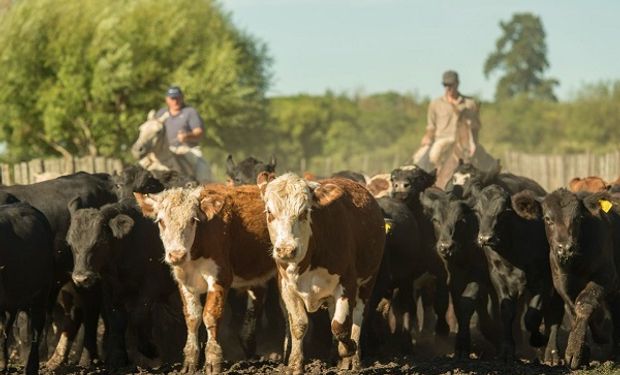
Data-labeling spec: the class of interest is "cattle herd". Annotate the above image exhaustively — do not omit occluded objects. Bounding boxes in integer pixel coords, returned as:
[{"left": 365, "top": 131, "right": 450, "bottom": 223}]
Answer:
[{"left": 0, "top": 155, "right": 619, "bottom": 374}]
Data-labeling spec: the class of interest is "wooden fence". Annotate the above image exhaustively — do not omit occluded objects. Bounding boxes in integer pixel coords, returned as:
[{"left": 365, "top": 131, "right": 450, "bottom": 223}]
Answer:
[
  {"left": 0, "top": 156, "right": 124, "bottom": 185},
  {"left": 503, "top": 150, "right": 620, "bottom": 192}
]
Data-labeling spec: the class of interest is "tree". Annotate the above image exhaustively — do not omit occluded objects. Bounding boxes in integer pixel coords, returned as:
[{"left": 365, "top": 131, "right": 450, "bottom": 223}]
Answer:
[
  {"left": 484, "top": 13, "right": 559, "bottom": 101},
  {"left": 0, "top": 0, "right": 271, "bottom": 162}
]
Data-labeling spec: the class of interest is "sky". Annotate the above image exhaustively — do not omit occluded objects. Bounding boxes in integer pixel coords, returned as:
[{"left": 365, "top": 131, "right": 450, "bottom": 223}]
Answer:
[{"left": 223, "top": 0, "right": 620, "bottom": 101}]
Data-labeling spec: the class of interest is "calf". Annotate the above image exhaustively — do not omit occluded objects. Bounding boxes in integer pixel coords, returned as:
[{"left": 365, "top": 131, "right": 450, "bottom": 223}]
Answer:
[
  {"left": 568, "top": 177, "right": 609, "bottom": 193},
  {"left": 474, "top": 185, "right": 564, "bottom": 363},
  {"left": 390, "top": 166, "right": 450, "bottom": 339},
  {"left": 113, "top": 165, "right": 197, "bottom": 200},
  {"left": 258, "top": 173, "right": 385, "bottom": 373},
  {"left": 137, "top": 185, "right": 275, "bottom": 374},
  {"left": 420, "top": 188, "right": 499, "bottom": 358},
  {"left": 0, "top": 203, "right": 54, "bottom": 375},
  {"left": 513, "top": 189, "right": 620, "bottom": 369},
  {"left": 0, "top": 172, "right": 118, "bottom": 368},
  {"left": 226, "top": 155, "right": 276, "bottom": 186},
  {"left": 67, "top": 198, "right": 184, "bottom": 368}
]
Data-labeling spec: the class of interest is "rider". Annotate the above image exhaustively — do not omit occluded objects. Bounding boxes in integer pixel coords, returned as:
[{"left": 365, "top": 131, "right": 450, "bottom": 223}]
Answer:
[
  {"left": 417, "top": 70, "right": 481, "bottom": 169},
  {"left": 155, "top": 86, "right": 212, "bottom": 182}
]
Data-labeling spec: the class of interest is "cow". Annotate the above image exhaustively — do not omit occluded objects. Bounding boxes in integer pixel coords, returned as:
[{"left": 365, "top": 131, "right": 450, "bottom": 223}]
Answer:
[
  {"left": 448, "top": 160, "right": 546, "bottom": 198},
  {"left": 0, "top": 172, "right": 119, "bottom": 369},
  {"left": 366, "top": 173, "right": 391, "bottom": 198},
  {"left": 420, "top": 188, "right": 500, "bottom": 358},
  {"left": 0, "top": 202, "right": 54, "bottom": 375},
  {"left": 389, "top": 166, "right": 450, "bottom": 340},
  {"left": 330, "top": 170, "right": 367, "bottom": 185},
  {"left": 512, "top": 189, "right": 620, "bottom": 369},
  {"left": 113, "top": 165, "right": 197, "bottom": 200},
  {"left": 66, "top": 197, "right": 184, "bottom": 369},
  {"left": 568, "top": 177, "right": 609, "bottom": 193},
  {"left": 226, "top": 155, "right": 277, "bottom": 186},
  {"left": 136, "top": 184, "right": 275, "bottom": 374},
  {"left": 257, "top": 172, "right": 385, "bottom": 374},
  {"left": 473, "top": 185, "right": 564, "bottom": 364}
]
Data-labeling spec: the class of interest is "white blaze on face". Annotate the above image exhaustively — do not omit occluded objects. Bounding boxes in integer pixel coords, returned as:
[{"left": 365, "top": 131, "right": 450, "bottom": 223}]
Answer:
[
  {"left": 452, "top": 172, "right": 471, "bottom": 186},
  {"left": 154, "top": 188, "right": 202, "bottom": 263},
  {"left": 263, "top": 173, "right": 314, "bottom": 263}
]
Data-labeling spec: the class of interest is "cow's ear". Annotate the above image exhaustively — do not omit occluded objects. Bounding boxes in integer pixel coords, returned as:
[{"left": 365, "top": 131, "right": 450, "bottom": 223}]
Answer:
[
  {"left": 511, "top": 190, "right": 543, "bottom": 220},
  {"left": 267, "top": 155, "right": 277, "bottom": 172},
  {"left": 311, "top": 183, "right": 344, "bottom": 208},
  {"left": 582, "top": 191, "right": 612, "bottom": 216},
  {"left": 482, "top": 160, "right": 501, "bottom": 185},
  {"left": 134, "top": 192, "right": 160, "bottom": 219},
  {"left": 68, "top": 196, "right": 83, "bottom": 215},
  {"left": 109, "top": 214, "right": 135, "bottom": 239},
  {"left": 420, "top": 188, "right": 442, "bottom": 214},
  {"left": 200, "top": 193, "right": 225, "bottom": 220},
  {"left": 257, "top": 172, "right": 275, "bottom": 196},
  {"left": 147, "top": 109, "right": 156, "bottom": 121},
  {"left": 226, "top": 154, "right": 235, "bottom": 176}
]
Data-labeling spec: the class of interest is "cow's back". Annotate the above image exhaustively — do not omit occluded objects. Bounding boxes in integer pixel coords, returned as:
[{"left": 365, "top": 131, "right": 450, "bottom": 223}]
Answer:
[{"left": 309, "top": 178, "right": 385, "bottom": 279}]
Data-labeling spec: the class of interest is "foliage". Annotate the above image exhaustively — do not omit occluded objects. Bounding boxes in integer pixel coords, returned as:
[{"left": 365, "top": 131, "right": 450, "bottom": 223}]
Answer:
[
  {"left": 484, "top": 13, "right": 559, "bottom": 102},
  {"left": 0, "top": 0, "right": 271, "bottom": 162}
]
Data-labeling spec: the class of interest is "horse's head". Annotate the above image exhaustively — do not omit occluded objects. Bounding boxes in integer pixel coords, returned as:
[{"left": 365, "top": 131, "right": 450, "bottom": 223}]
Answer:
[{"left": 131, "top": 110, "right": 167, "bottom": 160}]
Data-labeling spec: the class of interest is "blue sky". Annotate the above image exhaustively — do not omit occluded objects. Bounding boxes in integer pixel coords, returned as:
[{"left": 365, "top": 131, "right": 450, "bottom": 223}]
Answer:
[{"left": 223, "top": 0, "right": 620, "bottom": 101}]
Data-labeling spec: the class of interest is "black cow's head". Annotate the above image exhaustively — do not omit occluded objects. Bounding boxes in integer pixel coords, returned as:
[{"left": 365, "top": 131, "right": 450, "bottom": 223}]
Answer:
[
  {"left": 512, "top": 188, "right": 606, "bottom": 265},
  {"left": 420, "top": 188, "right": 478, "bottom": 259},
  {"left": 473, "top": 184, "right": 512, "bottom": 247},
  {"left": 390, "top": 166, "right": 437, "bottom": 203},
  {"left": 67, "top": 197, "right": 135, "bottom": 287},
  {"left": 449, "top": 159, "right": 501, "bottom": 198},
  {"left": 226, "top": 155, "right": 277, "bottom": 186},
  {"left": 113, "top": 165, "right": 165, "bottom": 200}
]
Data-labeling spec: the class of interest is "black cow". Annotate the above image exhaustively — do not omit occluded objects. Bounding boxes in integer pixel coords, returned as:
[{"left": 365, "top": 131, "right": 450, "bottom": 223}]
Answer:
[
  {"left": 0, "top": 172, "right": 119, "bottom": 368},
  {"left": 388, "top": 167, "right": 450, "bottom": 340},
  {"left": 473, "top": 185, "right": 564, "bottom": 363},
  {"left": 0, "top": 203, "right": 54, "bottom": 374},
  {"left": 226, "top": 155, "right": 276, "bottom": 186},
  {"left": 113, "top": 165, "right": 197, "bottom": 200},
  {"left": 420, "top": 188, "right": 499, "bottom": 358},
  {"left": 67, "top": 197, "right": 184, "bottom": 368},
  {"left": 330, "top": 170, "right": 367, "bottom": 185},
  {"left": 513, "top": 189, "right": 620, "bottom": 369},
  {"left": 448, "top": 160, "right": 546, "bottom": 198}
]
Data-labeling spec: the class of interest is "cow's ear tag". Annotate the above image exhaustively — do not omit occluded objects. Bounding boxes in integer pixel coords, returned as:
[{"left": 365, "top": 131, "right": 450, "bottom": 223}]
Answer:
[
  {"left": 599, "top": 199, "right": 613, "bottom": 213},
  {"left": 385, "top": 222, "right": 392, "bottom": 234}
]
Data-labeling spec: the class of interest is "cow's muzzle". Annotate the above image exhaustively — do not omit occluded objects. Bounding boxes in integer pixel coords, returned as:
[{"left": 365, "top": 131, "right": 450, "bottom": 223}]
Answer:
[
  {"left": 72, "top": 272, "right": 98, "bottom": 288},
  {"left": 553, "top": 243, "right": 578, "bottom": 263},
  {"left": 437, "top": 241, "right": 455, "bottom": 258},
  {"left": 166, "top": 250, "right": 188, "bottom": 265},
  {"left": 477, "top": 233, "right": 499, "bottom": 247},
  {"left": 274, "top": 245, "right": 298, "bottom": 261}
]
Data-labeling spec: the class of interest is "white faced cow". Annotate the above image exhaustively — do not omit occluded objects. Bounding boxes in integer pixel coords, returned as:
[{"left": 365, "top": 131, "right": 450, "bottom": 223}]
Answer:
[
  {"left": 136, "top": 184, "right": 275, "bottom": 374},
  {"left": 257, "top": 172, "right": 385, "bottom": 374}
]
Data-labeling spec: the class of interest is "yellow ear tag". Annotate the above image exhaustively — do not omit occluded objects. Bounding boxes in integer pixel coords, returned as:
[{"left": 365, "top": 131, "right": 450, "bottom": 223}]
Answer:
[
  {"left": 599, "top": 199, "right": 613, "bottom": 213},
  {"left": 385, "top": 222, "right": 392, "bottom": 234}
]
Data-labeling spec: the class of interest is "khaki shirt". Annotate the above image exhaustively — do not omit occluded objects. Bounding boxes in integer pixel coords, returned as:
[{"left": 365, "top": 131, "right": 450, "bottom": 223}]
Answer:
[{"left": 427, "top": 94, "right": 480, "bottom": 141}]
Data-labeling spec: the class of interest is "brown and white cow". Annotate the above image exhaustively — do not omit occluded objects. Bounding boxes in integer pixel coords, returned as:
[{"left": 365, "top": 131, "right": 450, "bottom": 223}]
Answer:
[
  {"left": 136, "top": 185, "right": 275, "bottom": 374},
  {"left": 257, "top": 172, "right": 385, "bottom": 374},
  {"left": 568, "top": 176, "right": 609, "bottom": 193}
]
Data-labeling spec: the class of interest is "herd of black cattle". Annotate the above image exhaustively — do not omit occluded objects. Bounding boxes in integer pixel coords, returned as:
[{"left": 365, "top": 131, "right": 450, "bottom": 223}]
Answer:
[{"left": 0, "top": 155, "right": 619, "bottom": 374}]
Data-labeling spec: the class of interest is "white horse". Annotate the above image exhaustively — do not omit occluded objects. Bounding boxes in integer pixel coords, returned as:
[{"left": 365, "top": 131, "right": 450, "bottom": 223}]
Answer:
[{"left": 131, "top": 110, "right": 210, "bottom": 182}]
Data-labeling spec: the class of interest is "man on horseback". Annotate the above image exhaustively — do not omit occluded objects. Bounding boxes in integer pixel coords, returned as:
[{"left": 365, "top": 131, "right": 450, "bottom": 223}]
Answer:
[{"left": 154, "top": 86, "right": 212, "bottom": 182}]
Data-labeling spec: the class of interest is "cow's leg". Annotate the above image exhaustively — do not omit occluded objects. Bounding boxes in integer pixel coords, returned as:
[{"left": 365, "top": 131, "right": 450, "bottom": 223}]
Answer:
[
  {"left": 523, "top": 294, "right": 547, "bottom": 348},
  {"left": 394, "top": 280, "right": 415, "bottom": 353},
  {"left": 419, "top": 275, "right": 438, "bottom": 338},
  {"left": 280, "top": 280, "right": 307, "bottom": 375},
  {"left": 239, "top": 287, "right": 266, "bottom": 358},
  {"left": 454, "top": 282, "right": 480, "bottom": 359},
  {"left": 46, "top": 285, "right": 83, "bottom": 369},
  {"left": 543, "top": 291, "right": 564, "bottom": 366},
  {"left": 203, "top": 283, "right": 228, "bottom": 375},
  {"left": 101, "top": 287, "right": 129, "bottom": 369},
  {"left": 433, "top": 275, "right": 451, "bottom": 339},
  {"left": 565, "top": 282, "right": 605, "bottom": 369},
  {"left": 498, "top": 297, "right": 517, "bottom": 362},
  {"left": 25, "top": 304, "right": 45, "bottom": 375},
  {"left": 78, "top": 284, "right": 102, "bottom": 366},
  {"left": 0, "top": 310, "right": 15, "bottom": 371},
  {"left": 178, "top": 284, "right": 202, "bottom": 373},
  {"left": 609, "top": 292, "right": 620, "bottom": 360}
]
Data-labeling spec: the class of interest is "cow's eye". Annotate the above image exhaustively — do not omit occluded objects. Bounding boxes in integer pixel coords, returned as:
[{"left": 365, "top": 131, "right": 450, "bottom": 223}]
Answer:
[
  {"left": 544, "top": 216, "right": 553, "bottom": 226},
  {"left": 156, "top": 218, "right": 165, "bottom": 229},
  {"left": 299, "top": 210, "right": 308, "bottom": 221}
]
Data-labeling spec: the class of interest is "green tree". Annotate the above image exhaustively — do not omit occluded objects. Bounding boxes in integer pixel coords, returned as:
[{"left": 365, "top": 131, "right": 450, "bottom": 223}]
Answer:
[
  {"left": 484, "top": 13, "right": 559, "bottom": 101},
  {"left": 0, "top": 0, "right": 271, "bottom": 162}
]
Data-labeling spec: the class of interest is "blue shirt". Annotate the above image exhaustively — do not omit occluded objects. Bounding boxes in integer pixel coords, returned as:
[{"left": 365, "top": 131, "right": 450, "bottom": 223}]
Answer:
[{"left": 156, "top": 106, "right": 205, "bottom": 147}]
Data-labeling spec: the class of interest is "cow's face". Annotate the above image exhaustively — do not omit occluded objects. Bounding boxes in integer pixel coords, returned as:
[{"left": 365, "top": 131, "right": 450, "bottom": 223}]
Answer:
[
  {"left": 259, "top": 173, "right": 342, "bottom": 264},
  {"left": 136, "top": 188, "right": 214, "bottom": 266},
  {"left": 473, "top": 185, "right": 511, "bottom": 247},
  {"left": 540, "top": 190, "right": 586, "bottom": 265},
  {"left": 226, "top": 155, "right": 277, "bottom": 186},
  {"left": 421, "top": 189, "right": 477, "bottom": 259},
  {"left": 67, "top": 202, "right": 134, "bottom": 287},
  {"left": 390, "top": 166, "right": 436, "bottom": 202},
  {"left": 131, "top": 111, "right": 165, "bottom": 160}
]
